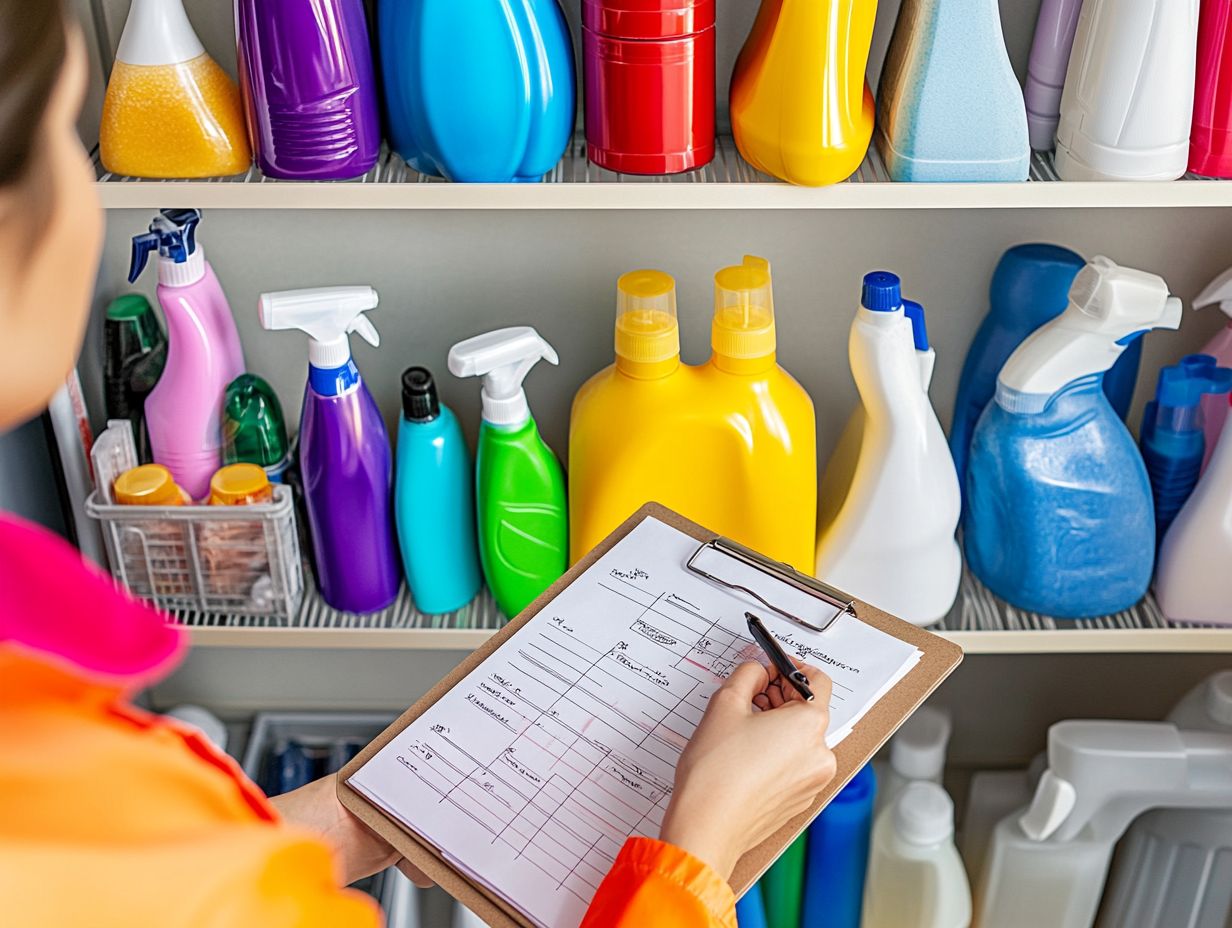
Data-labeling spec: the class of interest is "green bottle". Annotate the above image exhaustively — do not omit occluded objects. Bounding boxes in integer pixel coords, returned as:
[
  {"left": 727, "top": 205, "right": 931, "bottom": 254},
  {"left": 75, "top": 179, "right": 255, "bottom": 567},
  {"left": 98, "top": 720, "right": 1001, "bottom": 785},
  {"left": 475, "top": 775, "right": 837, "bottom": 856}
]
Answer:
[
  {"left": 104, "top": 294, "right": 167, "bottom": 462},
  {"left": 448, "top": 327, "right": 567, "bottom": 619},
  {"left": 761, "top": 833, "right": 807, "bottom": 928},
  {"left": 222, "top": 373, "right": 291, "bottom": 482}
]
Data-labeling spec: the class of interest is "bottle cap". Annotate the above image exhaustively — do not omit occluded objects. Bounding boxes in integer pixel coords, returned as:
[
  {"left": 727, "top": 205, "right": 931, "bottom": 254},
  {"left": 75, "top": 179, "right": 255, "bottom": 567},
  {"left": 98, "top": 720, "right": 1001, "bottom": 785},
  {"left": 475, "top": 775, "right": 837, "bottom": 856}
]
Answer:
[
  {"left": 106, "top": 294, "right": 155, "bottom": 322},
  {"left": 903, "top": 300, "right": 929, "bottom": 351},
  {"left": 893, "top": 781, "right": 954, "bottom": 846},
  {"left": 208, "top": 463, "right": 272, "bottom": 505},
  {"left": 712, "top": 256, "right": 776, "bottom": 360},
  {"left": 1154, "top": 354, "right": 1232, "bottom": 411},
  {"left": 113, "top": 464, "right": 187, "bottom": 506},
  {"left": 223, "top": 374, "right": 290, "bottom": 468},
  {"left": 890, "top": 706, "right": 951, "bottom": 781},
  {"left": 861, "top": 271, "right": 901, "bottom": 313},
  {"left": 402, "top": 366, "right": 441, "bottom": 421},
  {"left": 615, "top": 269, "right": 680, "bottom": 369}
]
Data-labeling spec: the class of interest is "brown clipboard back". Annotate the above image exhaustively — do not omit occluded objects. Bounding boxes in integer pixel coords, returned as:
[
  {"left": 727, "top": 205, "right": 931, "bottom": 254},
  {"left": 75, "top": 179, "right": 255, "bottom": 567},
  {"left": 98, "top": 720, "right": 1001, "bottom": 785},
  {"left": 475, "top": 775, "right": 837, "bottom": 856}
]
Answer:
[{"left": 338, "top": 502, "right": 964, "bottom": 928}]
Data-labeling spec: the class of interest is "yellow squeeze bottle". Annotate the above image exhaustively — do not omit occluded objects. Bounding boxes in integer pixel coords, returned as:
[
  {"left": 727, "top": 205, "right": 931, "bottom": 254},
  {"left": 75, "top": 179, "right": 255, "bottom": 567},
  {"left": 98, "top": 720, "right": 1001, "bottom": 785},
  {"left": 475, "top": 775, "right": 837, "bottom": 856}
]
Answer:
[
  {"left": 569, "top": 257, "right": 817, "bottom": 571},
  {"left": 100, "top": 0, "right": 250, "bottom": 179}
]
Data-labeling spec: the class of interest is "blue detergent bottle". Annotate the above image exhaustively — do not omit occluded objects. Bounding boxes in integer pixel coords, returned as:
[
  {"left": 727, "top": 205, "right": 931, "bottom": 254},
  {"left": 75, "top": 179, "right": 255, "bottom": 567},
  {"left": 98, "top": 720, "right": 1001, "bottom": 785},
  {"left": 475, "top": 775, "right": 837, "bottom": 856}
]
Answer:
[
  {"left": 735, "top": 882, "right": 769, "bottom": 928},
  {"left": 379, "top": 0, "right": 575, "bottom": 182},
  {"left": 951, "top": 244, "right": 1142, "bottom": 500},
  {"left": 801, "top": 764, "right": 876, "bottom": 928},
  {"left": 1140, "top": 355, "right": 1232, "bottom": 543},
  {"left": 395, "top": 367, "right": 483, "bottom": 614},
  {"left": 965, "top": 257, "right": 1183, "bottom": 619}
]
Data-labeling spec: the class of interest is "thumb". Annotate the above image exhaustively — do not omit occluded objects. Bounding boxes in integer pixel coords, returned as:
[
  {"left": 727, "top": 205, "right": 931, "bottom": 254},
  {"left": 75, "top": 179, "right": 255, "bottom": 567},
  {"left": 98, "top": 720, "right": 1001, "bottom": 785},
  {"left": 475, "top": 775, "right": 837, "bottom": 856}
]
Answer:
[{"left": 718, "top": 661, "right": 771, "bottom": 708}]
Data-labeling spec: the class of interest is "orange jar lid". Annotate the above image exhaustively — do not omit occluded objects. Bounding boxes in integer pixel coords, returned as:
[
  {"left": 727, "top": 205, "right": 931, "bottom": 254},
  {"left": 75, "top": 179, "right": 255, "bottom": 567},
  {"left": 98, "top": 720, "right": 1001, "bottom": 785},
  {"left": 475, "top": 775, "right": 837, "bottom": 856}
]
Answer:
[
  {"left": 113, "top": 465, "right": 188, "bottom": 506},
  {"left": 208, "top": 463, "right": 273, "bottom": 506}
]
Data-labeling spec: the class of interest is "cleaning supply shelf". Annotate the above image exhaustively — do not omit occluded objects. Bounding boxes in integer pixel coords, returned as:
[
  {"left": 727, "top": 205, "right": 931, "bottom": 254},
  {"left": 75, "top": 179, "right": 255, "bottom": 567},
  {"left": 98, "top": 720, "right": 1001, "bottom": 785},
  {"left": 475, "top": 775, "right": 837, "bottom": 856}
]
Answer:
[
  {"left": 170, "top": 563, "right": 1232, "bottom": 653},
  {"left": 93, "top": 136, "right": 1232, "bottom": 211}
]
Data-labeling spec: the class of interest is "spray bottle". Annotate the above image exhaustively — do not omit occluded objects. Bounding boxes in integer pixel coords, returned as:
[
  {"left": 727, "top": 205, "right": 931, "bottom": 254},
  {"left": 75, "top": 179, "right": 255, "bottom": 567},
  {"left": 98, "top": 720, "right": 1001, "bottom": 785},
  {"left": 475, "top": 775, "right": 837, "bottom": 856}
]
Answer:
[
  {"left": 964, "top": 257, "right": 1182, "bottom": 618},
  {"left": 448, "top": 327, "right": 566, "bottom": 618},
  {"left": 1193, "top": 268, "right": 1232, "bottom": 471},
  {"left": 129, "top": 209, "right": 246, "bottom": 499},
  {"left": 260, "top": 286, "right": 400, "bottom": 614}
]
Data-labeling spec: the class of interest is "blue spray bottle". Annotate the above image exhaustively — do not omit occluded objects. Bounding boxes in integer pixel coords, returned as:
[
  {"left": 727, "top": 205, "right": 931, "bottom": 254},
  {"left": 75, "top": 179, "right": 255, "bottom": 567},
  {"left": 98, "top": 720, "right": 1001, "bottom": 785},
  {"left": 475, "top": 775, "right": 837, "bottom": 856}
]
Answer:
[
  {"left": 1140, "top": 355, "right": 1232, "bottom": 542},
  {"left": 395, "top": 367, "right": 483, "bottom": 614},
  {"left": 965, "top": 257, "right": 1182, "bottom": 618},
  {"left": 801, "top": 764, "right": 877, "bottom": 928}
]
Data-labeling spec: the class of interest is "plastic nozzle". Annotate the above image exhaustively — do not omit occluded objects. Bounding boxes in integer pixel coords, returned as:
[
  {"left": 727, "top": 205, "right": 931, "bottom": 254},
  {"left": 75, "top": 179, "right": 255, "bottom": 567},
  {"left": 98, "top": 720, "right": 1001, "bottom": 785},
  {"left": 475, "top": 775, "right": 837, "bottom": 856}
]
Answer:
[
  {"left": 447, "top": 326, "right": 559, "bottom": 427},
  {"left": 1195, "top": 266, "right": 1232, "bottom": 321},
  {"left": 615, "top": 269, "right": 679, "bottom": 370},
  {"left": 128, "top": 208, "right": 202, "bottom": 283},
  {"left": 258, "top": 286, "right": 380, "bottom": 369},
  {"left": 903, "top": 300, "right": 929, "bottom": 351},
  {"left": 401, "top": 367, "right": 440, "bottom": 422},
  {"left": 713, "top": 255, "right": 776, "bottom": 361}
]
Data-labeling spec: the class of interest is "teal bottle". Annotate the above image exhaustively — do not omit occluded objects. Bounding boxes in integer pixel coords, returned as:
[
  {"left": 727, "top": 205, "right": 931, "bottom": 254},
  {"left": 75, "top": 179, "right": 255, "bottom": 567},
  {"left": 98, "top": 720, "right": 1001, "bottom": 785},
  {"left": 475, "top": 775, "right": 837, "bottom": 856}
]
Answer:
[{"left": 394, "top": 367, "right": 482, "bottom": 615}]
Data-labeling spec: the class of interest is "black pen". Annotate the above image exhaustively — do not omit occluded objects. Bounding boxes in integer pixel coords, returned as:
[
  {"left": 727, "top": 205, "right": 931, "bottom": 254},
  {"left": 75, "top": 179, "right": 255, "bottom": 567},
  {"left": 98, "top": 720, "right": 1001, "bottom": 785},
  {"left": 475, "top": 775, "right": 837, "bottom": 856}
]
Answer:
[{"left": 746, "top": 612, "right": 814, "bottom": 702}]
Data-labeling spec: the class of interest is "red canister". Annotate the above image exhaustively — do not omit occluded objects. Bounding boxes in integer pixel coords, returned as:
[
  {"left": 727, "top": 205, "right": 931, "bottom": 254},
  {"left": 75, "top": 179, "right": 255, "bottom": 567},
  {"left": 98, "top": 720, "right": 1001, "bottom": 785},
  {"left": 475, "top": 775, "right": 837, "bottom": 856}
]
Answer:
[{"left": 583, "top": 0, "right": 716, "bottom": 175}]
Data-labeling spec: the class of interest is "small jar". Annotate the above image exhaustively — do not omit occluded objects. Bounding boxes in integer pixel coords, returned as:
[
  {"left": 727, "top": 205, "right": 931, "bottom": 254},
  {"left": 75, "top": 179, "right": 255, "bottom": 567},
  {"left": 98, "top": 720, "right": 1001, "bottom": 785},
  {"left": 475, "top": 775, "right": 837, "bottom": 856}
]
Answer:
[
  {"left": 583, "top": 0, "right": 716, "bottom": 175},
  {"left": 203, "top": 463, "right": 274, "bottom": 603},
  {"left": 208, "top": 463, "right": 274, "bottom": 506},
  {"left": 113, "top": 464, "right": 190, "bottom": 506},
  {"left": 112, "top": 464, "right": 191, "bottom": 596}
]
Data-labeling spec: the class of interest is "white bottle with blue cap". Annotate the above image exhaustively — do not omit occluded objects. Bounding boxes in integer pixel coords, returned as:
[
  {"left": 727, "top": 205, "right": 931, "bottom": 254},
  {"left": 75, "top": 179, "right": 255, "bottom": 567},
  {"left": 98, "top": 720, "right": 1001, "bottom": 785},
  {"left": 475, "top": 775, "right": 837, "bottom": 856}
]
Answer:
[{"left": 816, "top": 272, "right": 961, "bottom": 626}]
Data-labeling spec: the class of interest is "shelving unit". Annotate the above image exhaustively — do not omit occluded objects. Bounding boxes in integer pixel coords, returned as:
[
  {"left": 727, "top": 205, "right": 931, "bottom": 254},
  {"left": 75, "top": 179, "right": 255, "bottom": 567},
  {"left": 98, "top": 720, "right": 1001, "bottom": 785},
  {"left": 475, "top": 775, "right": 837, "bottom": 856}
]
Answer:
[{"left": 95, "top": 137, "right": 1232, "bottom": 211}]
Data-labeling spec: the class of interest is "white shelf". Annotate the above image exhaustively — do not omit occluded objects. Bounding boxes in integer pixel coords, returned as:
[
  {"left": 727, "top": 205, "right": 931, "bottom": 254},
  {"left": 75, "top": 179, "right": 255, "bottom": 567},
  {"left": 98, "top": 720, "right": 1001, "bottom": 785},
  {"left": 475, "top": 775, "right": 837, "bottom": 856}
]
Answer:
[
  {"left": 95, "top": 137, "right": 1232, "bottom": 212},
  {"left": 173, "top": 566, "right": 1232, "bottom": 655}
]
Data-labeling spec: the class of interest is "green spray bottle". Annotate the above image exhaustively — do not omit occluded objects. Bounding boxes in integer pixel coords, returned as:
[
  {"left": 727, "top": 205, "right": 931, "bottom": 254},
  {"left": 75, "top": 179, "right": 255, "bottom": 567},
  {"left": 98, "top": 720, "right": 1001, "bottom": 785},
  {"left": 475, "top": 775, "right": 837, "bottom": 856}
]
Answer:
[{"left": 448, "top": 326, "right": 567, "bottom": 619}]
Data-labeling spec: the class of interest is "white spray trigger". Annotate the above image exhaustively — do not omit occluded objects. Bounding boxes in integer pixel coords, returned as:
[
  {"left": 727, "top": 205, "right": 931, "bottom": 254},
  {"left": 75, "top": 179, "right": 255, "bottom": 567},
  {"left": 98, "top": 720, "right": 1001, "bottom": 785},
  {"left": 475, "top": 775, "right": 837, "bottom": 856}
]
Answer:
[
  {"left": 258, "top": 285, "right": 381, "bottom": 369},
  {"left": 1018, "top": 770, "right": 1077, "bottom": 842},
  {"left": 1195, "top": 266, "right": 1232, "bottom": 320},
  {"left": 448, "top": 326, "right": 559, "bottom": 427},
  {"left": 349, "top": 313, "right": 380, "bottom": 349}
]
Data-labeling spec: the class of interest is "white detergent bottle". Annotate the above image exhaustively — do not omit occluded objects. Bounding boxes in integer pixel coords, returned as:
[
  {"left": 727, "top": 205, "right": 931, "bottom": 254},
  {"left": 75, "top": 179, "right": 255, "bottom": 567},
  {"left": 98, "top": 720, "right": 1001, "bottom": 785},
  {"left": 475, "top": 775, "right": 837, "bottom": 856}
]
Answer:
[
  {"left": 816, "top": 273, "right": 960, "bottom": 626},
  {"left": 1055, "top": 0, "right": 1201, "bottom": 181},
  {"left": 863, "top": 782, "right": 972, "bottom": 928},
  {"left": 873, "top": 705, "right": 952, "bottom": 819}
]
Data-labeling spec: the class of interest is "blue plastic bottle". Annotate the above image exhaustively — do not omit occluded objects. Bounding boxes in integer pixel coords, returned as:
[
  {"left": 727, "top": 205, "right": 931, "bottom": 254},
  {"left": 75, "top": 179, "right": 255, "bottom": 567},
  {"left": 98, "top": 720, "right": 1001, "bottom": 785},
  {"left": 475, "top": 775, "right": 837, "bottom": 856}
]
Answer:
[
  {"left": 379, "top": 0, "right": 576, "bottom": 182},
  {"left": 395, "top": 367, "right": 483, "bottom": 614},
  {"left": 1140, "top": 355, "right": 1232, "bottom": 542},
  {"left": 801, "top": 764, "right": 876, "bottom": 928},
  {"left": 965, "top": 257, "right": 1182, "bottom": 618},
  {"left": 951, "top": 244, "right": 1141, "bottom": 498},
  {"left": 736, "top": 882, "right": 770, "bottom": 928}
]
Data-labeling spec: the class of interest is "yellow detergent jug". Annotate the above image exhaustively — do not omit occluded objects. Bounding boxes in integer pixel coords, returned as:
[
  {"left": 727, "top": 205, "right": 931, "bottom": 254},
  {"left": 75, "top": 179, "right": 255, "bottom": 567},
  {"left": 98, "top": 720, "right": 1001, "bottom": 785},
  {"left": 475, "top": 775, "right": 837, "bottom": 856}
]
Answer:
[
  {"left": 569, "top": 257, "right": 817, "bottom": 570},
  {"left": 100, "top": 0, "right": 250, "bottom": 178},
  {"left": 730, "top": 0, "right": 878, "bottom": 186}
]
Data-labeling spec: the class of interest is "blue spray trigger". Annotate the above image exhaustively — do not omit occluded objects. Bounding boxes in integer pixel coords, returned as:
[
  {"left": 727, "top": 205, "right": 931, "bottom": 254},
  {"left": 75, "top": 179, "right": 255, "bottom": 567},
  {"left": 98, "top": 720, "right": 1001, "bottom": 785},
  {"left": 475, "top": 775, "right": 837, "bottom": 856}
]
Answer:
[
  {"left": 127, "top": 232, "right": 159, "bottom": 283},
  {"left": 903, "top": 300, "right": 929, "bottom": 351},
  {"left": 127, "top": 209, "right": 203, "bottom": 282}
]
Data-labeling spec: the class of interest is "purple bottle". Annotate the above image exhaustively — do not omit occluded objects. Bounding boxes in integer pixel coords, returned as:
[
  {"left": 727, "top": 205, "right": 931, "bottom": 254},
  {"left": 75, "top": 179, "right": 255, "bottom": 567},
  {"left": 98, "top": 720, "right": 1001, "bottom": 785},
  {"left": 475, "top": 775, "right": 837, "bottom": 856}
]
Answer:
[
  {"left": 259, "top": 286, "right": 400, "bottom": 613},
  {"left": 1025, "top": 0, "right": 1084, "bottom": 151},
  {"left": 236, "top": 0, "right": 380, "bottom": 180}
]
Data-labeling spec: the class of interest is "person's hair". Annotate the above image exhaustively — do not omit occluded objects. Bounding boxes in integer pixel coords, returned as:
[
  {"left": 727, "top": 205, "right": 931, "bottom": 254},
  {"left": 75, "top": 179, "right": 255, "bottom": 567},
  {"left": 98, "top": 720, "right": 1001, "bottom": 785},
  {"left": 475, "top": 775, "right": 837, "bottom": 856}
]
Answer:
[{"left": 0, "top": 0, "right": 68, "bottom": 188}]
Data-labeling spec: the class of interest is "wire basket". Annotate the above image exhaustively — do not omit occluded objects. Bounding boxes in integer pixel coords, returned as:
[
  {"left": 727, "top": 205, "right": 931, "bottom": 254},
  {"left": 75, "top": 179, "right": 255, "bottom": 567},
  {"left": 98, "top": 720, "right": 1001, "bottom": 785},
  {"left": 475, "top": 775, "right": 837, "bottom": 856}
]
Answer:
[{"left": 86, "top": 484, "right": 304, "bottom": 618}]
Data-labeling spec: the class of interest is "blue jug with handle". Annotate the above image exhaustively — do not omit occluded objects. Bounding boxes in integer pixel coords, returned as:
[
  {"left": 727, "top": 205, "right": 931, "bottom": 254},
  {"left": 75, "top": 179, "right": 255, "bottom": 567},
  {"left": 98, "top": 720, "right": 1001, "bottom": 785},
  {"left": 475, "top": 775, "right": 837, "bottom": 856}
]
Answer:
[{"left": 379, "top": 0, "right": 576, "bottom": 183}]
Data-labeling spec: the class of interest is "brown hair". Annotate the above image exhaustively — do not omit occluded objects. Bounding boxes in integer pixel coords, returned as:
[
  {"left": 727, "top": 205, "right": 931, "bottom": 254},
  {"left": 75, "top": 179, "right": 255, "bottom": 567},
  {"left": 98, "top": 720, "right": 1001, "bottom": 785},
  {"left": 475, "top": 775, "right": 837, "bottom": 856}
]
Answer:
[{"left": 0, "top": 0, "right": 68, "bottom": 187}]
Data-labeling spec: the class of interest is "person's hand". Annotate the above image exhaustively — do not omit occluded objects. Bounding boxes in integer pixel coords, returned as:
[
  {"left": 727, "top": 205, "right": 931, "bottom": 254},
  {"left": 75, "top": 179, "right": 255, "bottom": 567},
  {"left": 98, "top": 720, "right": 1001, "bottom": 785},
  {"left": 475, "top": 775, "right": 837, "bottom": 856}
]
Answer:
[
  {"left": 269, "top": 774, "right": 435, "bottom": 888},
  {"left": 659, "top": 659, "right": 836, "bottom": 881}
]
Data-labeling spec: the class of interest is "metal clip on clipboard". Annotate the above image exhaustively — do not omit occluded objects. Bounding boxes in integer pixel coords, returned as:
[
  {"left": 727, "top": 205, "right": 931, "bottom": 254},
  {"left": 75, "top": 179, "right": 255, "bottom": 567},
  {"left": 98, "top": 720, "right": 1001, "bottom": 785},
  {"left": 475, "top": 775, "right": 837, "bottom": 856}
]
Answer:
[{"left": 686, "top": 536, "right": 857, "bottom": 633}]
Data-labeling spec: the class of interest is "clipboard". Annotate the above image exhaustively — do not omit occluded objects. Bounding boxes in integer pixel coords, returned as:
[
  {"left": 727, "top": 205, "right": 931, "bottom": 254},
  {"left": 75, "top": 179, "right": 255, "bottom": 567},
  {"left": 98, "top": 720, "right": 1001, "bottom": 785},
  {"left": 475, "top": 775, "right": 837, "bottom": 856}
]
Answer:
[{"left": 339, "top": 502, "right": 963, "bottom": 928}]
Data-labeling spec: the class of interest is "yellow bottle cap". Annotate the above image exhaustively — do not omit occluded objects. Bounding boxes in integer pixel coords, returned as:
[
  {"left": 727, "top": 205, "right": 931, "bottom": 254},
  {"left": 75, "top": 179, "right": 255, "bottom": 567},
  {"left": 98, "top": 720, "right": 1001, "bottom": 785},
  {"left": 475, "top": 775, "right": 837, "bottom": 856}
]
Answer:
[
  {"left": 712, "top": 255, "right": 777, "bottom": 361},
  {"left": 113, "top": 464, "right": 188, "bottom": 506},
  {"left": 208, "top": 463, "right": 272, "bottom": 506},
  {"left": 615, "top": 269, "right": 680, "bottom": 371}
]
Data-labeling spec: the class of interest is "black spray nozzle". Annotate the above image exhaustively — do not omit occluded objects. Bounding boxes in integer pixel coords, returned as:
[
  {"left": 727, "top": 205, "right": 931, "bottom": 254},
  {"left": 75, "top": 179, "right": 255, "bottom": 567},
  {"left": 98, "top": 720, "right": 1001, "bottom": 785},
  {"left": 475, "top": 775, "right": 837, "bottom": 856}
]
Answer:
[
  {"left": 128, "top": 208, "right": 203, "bottom": 283},
  {"left": 401, "top": 366, "right": 440, "bottom": 422}
]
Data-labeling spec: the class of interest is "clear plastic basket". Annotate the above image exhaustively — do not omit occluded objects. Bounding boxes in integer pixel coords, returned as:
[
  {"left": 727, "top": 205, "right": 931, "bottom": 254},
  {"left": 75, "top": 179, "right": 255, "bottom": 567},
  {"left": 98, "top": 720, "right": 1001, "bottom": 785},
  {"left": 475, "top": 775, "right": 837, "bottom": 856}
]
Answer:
[{"left": 86, "top": 484, "right": 304, "bottom": 618}]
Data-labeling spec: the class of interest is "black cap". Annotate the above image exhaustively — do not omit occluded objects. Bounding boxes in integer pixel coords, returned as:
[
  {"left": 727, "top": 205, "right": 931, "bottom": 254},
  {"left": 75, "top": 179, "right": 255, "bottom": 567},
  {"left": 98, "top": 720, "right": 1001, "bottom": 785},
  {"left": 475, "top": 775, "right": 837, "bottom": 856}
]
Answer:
[{"left": 401, "top": 366, "right": 440, "bottom": 421}]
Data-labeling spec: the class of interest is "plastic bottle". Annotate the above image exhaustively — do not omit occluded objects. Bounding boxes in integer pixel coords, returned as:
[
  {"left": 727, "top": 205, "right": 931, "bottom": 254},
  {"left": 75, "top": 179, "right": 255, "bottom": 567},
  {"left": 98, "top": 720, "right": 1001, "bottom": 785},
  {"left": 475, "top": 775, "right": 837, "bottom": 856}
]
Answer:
[
  {"left": 763, "top": 833, "right": 806, "bottom": 928},
  {"left": 584, "top": 0, "right": 715, "bottom": 175},
  {"left": 1025, "top": 0, "right": 1084, "bottom": 151},
  {"left": 1194, "top": 267, "right": 1232, "bottom": 471},
  {"left": 235, "top": 0, "right": 380, "bottom": 180},
  {"left": 800, "top": 764, "right": 876, "bottom": 928},
  {"left": 103, "top": 294, "right": 167, "bottom": 463},
  {"left": 569, "top": 258, "right": 817, "bottom": 571},
  {"left": 876, "top": 0, "right": 1029, "bottom": 182},
  {"left": 863, "top": 782, "right": 972, "bottom": 928},
  {"left": 259, "top": 286, "right": 400, "bottom": 614},
  {"left": 394, "top": 366, "right": 483, "bottom": 616},
  {"left": 874, "top": 705, "right": 951, "bottom": 818},
  {"left": 381, "top": 0, "right": 575, "bottom": 182},
  {"left": 100, "top": 0, "right": 250, "bottom": 178},
  {"left": 816, "top": 273, "right": 960, "bottom": 626},
  {"left": 736, "top": 882, "right": 770, "bottom": 928},
  {"left": 448, "top": 327, "right": 566, "bottom": 618},
  {"left": 1055, "top": 0, "right": 1201, "bottom": 181},
  {"left": 208, "top": 463, "right": 273, "bottom": 506},
  {"left": 730, "top": 0, "right": 875, "bottom": 186},
  {"left": 129, "top": 209, "right": 247, "bottom": 500},
  {"left": 113, "top": 464, "right": 190, "bottom": 506},
  {"left": 964, "top": 257, "right": 1182, "bottom": 619},
  {"left": 222, "top": 374, "right": 292, "bottom": 483},
  {"left": 1190, "top": 0, "right": 1232, "bottom": 176},
  {"left": 1139, "top": 355, "right": 1232, "bottom": 542}
]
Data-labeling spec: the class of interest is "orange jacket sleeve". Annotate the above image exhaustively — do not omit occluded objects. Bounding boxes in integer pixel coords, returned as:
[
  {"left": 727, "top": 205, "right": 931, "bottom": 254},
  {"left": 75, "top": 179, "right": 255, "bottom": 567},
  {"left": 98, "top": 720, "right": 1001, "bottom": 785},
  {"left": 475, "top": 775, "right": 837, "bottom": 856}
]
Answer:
[{"left": 581, "top": 837, "right": 738, "bottom": 928}]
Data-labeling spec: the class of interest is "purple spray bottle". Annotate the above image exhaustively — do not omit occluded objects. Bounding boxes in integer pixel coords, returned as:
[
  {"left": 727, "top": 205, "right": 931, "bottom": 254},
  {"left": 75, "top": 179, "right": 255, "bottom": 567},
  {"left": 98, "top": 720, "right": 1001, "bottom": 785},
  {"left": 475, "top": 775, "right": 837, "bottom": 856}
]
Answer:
[
  {"left": 235, "top": 0, "right": 380, "bottom": 180},
  {"left": 259, "top": 286, "right": 400, "bottom": 613}
]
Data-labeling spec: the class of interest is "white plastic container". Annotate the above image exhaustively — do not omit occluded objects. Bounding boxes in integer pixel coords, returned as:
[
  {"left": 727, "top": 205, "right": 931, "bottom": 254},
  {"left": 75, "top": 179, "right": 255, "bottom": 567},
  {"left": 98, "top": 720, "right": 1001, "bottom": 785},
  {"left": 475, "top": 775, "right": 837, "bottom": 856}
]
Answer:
[
  {"left": 1055, "top": 0, "right": 1201, "bottom": 181},
  {"left": 1194, "top": 268, "right": 1232, "bottom": 472},
  {"left": 863, "top": 782, "right": 972, "bottom": 928},
  {"left": 874, "top": 705, "right": 952, "bottom": 818},
  {"left": 816, "top": 273, "right": 960, "bottom": 626}
]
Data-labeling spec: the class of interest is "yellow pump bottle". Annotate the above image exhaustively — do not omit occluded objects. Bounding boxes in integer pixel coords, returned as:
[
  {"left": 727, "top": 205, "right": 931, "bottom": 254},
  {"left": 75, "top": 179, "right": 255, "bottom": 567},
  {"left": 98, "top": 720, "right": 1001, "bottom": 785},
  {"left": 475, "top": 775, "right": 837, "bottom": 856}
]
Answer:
[
  {"left": 568, "top": 258, "right": 817, "bottom": 571},
  {"left": 730, "top": 0, "right": 878, "bottom": 186}
]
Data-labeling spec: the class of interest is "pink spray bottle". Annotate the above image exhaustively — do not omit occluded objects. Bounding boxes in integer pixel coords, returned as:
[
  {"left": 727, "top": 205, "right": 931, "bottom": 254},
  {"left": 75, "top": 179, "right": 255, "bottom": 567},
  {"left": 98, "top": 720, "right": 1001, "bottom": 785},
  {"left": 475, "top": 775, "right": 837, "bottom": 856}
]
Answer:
[
  {"left": 129, "top": 209, "right": 246, "bottom": 499},
  {"left": 1195, "top": 267, "right": 1232, "bottom": 473}
]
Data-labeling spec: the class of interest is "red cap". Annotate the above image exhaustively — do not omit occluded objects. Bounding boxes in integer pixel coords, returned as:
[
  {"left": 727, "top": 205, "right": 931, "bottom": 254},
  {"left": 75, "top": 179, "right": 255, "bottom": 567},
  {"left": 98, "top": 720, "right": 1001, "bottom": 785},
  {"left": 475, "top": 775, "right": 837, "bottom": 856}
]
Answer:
[{"left": 583, "top": 0, "right": 715, "bottom": 40}]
